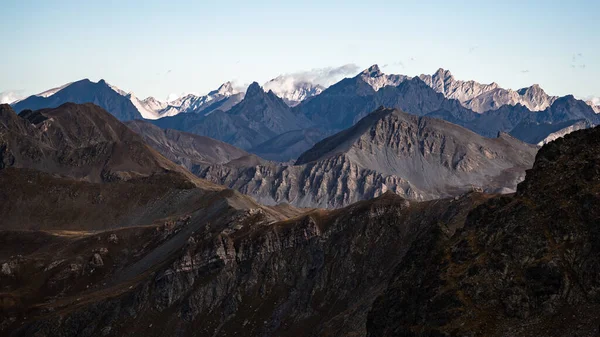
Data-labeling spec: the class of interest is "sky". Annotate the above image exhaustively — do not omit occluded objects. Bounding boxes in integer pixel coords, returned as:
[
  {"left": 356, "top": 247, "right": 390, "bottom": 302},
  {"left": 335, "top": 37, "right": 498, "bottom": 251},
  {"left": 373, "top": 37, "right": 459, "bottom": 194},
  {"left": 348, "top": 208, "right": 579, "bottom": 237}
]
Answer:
[{"left": 1, "top": 0, "right": 599, "bottom": 103}]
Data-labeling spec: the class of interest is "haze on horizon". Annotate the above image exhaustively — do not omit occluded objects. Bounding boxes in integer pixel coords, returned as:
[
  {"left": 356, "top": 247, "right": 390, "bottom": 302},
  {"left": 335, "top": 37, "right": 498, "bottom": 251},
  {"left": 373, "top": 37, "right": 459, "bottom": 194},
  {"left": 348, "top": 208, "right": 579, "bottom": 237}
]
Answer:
[{"left": 1, "top": 0, "right": 599, "bottom": 103}]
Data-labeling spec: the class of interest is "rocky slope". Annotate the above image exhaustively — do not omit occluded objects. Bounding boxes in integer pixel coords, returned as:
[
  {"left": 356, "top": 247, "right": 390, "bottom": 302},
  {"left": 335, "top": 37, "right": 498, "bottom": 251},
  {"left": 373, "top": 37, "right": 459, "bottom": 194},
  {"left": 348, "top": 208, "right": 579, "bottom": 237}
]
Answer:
[
  {"left": 0, "top": 185, "right": 489, "bottom": 337},
  {"left": 126, "top": 120, "right": 249, "bottom": 173},
  {"left": 367, "top": 125, "right": 600, "bottom": 337},
  {"left": 0, "top": 103, "right": 198, "bottom": 183},
  {"left": 196, "top": 108, "right": 537, "bottom": 208},
  {"left": 0, "top": 103, "right": 241, "bottom": 230}
]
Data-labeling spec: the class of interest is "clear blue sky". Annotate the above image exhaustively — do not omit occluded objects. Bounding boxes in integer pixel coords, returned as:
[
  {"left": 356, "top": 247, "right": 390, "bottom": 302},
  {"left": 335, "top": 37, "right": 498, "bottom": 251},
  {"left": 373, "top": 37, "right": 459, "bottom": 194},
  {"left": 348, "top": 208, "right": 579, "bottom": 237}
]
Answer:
[{"left": 2, "top": 0, "right": 599, "bottom": 101}]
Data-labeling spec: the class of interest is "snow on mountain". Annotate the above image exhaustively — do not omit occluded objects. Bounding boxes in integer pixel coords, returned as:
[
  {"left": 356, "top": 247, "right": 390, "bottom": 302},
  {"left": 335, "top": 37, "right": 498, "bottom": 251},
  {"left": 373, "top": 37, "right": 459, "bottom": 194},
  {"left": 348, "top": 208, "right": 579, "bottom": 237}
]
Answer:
[
  {"left": 0, "top": 91, "right": 25, "bottom": 104},
  {"left": 28, "top": 79, "right": 244, "bottom": 120},
  {"left": 356, "top": 65, "right": 558, "bottom": 113},
  {"left": 585, "top": 97, "right": 600, "bottom": 113},
  {"left": 158, "top": 82, "right": 243, "bottom": 116},
  {"left": 105, "top": 82, "right": 164, "bottom": 119},
  {"left": 262, "top": 64, "right": 361, "bottom": 106},
  {"left": 263, "top": 76, "right": 325, "bottom": 106},
  {"left": 35, "top": 82, "right": 74, "bottom": 98}
]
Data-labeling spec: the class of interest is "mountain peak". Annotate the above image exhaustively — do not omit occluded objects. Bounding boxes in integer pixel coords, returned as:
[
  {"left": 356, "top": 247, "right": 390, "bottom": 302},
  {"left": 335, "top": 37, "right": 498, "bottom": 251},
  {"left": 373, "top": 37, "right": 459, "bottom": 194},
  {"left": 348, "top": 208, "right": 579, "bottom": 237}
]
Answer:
[
  {"left": 245, "top": 82, "right": 264, "bottom": 97},
  {"left": 216, "top": 81, "right": 235, "bottom": 95},
  {"left": 361, "top": 64, "right": 383, "bottom": 77},
  {"left": 433, "top": 68, "right": 453, "bottom": 80}
]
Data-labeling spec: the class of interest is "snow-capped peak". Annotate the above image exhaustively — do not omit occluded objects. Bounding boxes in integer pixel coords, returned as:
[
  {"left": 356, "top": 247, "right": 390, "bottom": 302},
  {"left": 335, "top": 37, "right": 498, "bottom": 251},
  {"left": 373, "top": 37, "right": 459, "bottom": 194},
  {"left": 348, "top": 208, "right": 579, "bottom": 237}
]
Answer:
[
  {"left": 34, "top": 82, "right": 74, "bottom": 98},
  {"left": 585, "top": 97, "right": 600, "bottom": 113},
  {"left": 263, "top": 76, "right": 324, "bottom": 106},
  {"left": 210, "top": 81, "right": 236, "bottom": 96}
]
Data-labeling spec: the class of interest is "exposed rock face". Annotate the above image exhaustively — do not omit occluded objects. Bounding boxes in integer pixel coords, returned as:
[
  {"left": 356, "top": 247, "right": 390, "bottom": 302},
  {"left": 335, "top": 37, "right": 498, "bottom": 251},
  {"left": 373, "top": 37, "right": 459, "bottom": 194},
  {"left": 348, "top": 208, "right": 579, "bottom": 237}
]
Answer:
[
  {"left": 0, "top": 190, "right": 488, "bottom": 337},
  {"left": 367, "top": 126, "right": 600, "bottom": 337},
  {"left": 196, "top": 108, "right": 537, "bottom": 208},
  {"left": 126, "top": 120, "right": 249, "bottom": 172}
]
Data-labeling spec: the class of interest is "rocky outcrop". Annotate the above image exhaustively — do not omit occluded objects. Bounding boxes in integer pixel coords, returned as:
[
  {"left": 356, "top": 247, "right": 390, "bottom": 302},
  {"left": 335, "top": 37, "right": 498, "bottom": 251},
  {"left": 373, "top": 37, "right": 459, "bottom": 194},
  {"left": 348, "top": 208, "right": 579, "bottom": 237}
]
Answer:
[{"left": 367, "top": 125, "right": 600, "bottom": 337}]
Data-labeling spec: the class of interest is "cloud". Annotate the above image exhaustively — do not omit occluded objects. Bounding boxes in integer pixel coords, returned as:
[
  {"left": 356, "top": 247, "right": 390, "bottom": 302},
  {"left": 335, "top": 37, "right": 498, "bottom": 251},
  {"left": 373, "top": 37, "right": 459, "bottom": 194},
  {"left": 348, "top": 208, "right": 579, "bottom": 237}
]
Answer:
[
  {"left": 263, "top": 64, "right": 361, "bottom": 93},
  {"left": 585, "top": 96, "right": 600, "bottom": 106},
  {"left": 165, "top": 93, "right": 180, "bottom": 102},
  {"left": 0, "top": 90, "right": 25, "bottom": 104}
]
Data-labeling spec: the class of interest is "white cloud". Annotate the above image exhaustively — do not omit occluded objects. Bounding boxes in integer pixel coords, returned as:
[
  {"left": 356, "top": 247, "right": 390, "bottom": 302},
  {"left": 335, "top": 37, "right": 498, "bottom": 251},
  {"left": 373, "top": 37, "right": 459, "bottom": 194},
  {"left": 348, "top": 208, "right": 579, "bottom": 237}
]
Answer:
[
  {"left": 263, "top": 64, "right": 360, "bottom": 93},
  {"left": 165, "top": 93, "right": 181, "bottom": 102},
  {"left": 587, "top": 96, "right": 600, "bottom": 106},
  {"left": 0, "top": 90, "right": 25, "bottom": 104}
]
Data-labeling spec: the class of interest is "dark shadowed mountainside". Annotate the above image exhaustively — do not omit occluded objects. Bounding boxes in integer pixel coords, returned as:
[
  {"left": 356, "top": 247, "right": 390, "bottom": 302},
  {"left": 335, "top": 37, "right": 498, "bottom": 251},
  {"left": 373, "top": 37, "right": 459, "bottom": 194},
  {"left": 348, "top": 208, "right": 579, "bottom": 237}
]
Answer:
[
  {"left": 367, "top": 125, "right": 600, "bottom": 337},
  {"left": 126, "top": 120, "right": 249, "bottom": 173}
]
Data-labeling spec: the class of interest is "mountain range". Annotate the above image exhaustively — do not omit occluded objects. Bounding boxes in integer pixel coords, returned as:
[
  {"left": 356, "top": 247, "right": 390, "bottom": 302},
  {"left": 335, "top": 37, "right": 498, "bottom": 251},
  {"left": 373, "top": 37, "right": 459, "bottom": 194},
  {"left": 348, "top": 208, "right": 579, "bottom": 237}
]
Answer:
[
  {"left": 1, "top": 101, "right": 598, "bottom": 336},
  {"left": 9, "top": 65, "right": 600, "bottom": 164}
]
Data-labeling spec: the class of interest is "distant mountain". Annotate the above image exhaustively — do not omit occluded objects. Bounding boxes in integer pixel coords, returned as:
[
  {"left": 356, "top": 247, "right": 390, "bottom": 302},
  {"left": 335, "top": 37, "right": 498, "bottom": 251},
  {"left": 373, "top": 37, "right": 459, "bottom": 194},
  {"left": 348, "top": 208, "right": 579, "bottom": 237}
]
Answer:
[
  {"left": 353, "top": 65, "right": 558, "bottom": 113},
  {"left": 151, "top": 82, "right": 313, "bottom": 150},
  {"left": 249, "top": 128, "right": 327, "bottom": 162},
  {"left": 158, "top": 82, "right": 244, "bottom": 116},
  {"left": 263, "top": 76, "right": 325, "bottom": 106},
  {"left": 586, "top": 99, "right": 600, "bottom": 113},
  {"left": 418, "top": 68, "right": 557, "bottom": 112},
  {"left": 295, "top": 67, "right": 599, "bottom": 143},
  {"left": 12, "top": 79, "right": 143, "bottom": 121},
  {"left": 126, "top": 120, "right": 250, "bottom": 173},
  {"left": 197, "top": 108, "right": 537, "bottom": 208},
  {"left": 359, "top": 64, "right": 409, "bottom": 91},
  {"left": 12, "top": 80, "right": 244, "bottom": 121},
  {"left": 536, "top": 119, "right": 595, "bottom": 145}
]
